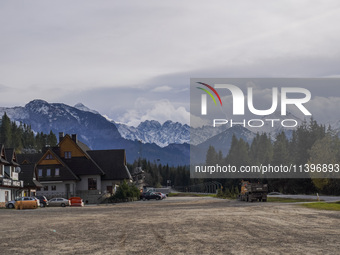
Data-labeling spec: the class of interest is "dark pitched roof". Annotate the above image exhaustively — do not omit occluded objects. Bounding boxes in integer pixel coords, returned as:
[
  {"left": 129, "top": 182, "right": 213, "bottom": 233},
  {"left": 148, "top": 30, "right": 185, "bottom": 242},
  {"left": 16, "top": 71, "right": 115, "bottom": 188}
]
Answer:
[
  {"left": 5, "top": 148, "right": 19, "bottom": 166},
  {"left": 77, "top": 140, "right": 91, "bottom": 153},
  {"left": 62, "top": 157, "right": 105, "bottom": 176},
  {"left": 17, "top": 153, "right": 44, "bottom": 165},
  {"left": 19, "top": 164, "right": 42, "bottom": 188},
  {"left": 33, "top": 148, "right": 80, "bottom": 181},
  {"left": 0, "top": 144, "right": 9, "bottom": 164},
  {"left": 87, "top": 150, "right": 131, "bottom": 180}
]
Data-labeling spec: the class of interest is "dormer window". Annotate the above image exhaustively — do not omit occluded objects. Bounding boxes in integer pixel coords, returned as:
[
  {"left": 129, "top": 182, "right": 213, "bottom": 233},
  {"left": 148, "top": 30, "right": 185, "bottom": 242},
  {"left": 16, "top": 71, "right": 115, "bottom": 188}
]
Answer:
[
  {"left": 45, "top": 154, "right": 53, "bottom": 160},
  {"left": 64, "top": 151, "right": 72, "bottom": 159}
]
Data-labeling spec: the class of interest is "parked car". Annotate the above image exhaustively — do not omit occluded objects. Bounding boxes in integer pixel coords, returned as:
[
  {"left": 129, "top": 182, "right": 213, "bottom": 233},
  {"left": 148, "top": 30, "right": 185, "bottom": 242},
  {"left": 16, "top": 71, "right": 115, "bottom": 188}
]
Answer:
[
  {"left": 69, "top": 197, "right": 84, "bottom": 206},
  {"left": 155, "top": 192, "right": 167, "bottom": 199},
  {"left": 48, "top": 198, "right": 70, "bottom": 207},
  {"left": 6, "top": 199, "right": 17, "bottom": 209},
  {"left": 6, "top": 197, "right": 39, "bottom": 209},
  {"left": 36, "top": 195, "right": 49, "bottom": 207},
  {"left": 33, "top": 197, "right": 41, "bottom": 207},
  {"left": 141, "top": 192, "right": 163, "bottom": 201}
]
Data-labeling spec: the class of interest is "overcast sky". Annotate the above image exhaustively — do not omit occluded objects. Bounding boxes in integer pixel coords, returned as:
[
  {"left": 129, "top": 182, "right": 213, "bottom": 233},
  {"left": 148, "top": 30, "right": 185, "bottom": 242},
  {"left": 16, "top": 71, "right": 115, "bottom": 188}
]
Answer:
[{"left": 1, "top": 1, "right": 340, "bottom": 126}]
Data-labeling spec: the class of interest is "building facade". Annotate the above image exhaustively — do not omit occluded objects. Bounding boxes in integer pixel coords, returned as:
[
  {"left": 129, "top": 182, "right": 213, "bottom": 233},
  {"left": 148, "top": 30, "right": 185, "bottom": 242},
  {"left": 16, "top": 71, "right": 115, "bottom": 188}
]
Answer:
[
  {"left": 0, "top": 145, "right": 24, "bottom": 207},
  {"left": 19, "top": 133, "right": 132, "bottom": 203}
]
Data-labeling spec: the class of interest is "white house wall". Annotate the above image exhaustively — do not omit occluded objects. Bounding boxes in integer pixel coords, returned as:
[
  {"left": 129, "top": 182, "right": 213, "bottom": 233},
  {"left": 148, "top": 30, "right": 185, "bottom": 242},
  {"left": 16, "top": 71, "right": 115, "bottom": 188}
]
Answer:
[
  {"left": 77, "top": 175, "right": 101, "bottom": 191},
  {"left": 37, "top": 181, "right": 77, "bottom": 199},
  {"left": 101, "top": 180, "right": 121, "bottom": 194},
  {"left": 0, "top": 188, "right": 19, "bottom": 207}
]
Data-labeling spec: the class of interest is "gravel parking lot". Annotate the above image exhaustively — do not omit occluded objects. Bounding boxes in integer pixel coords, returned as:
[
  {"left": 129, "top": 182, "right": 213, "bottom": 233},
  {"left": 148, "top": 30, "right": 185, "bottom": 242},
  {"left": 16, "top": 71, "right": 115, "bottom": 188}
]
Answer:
[{"left": 1, "top": 197, "right": 339, "bottom": 254}]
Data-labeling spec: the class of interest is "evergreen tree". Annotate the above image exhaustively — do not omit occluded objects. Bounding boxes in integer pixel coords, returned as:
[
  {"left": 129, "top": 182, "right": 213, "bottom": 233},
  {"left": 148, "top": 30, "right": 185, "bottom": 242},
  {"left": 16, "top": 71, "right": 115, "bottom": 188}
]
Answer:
[
  {"left": 205, "top": 145, "right": 218, "bottom": 166},
  {"left": 308, "top": 134, "right": 340, "bottom": 194},
  {"left": 0, "top": 113, "right": 58, "bottom": 153},
  {"left": 0, "top": 113, "right": 12, "bottom": 146},
  {"left": 225, "top": 135, "right": 250, "bottom": 167},
  {"left": 249, "top": 133, "right": 273, "bottom": 165},
  {"left": 272, "top": 131, "right": 290, "bottom": 165}
]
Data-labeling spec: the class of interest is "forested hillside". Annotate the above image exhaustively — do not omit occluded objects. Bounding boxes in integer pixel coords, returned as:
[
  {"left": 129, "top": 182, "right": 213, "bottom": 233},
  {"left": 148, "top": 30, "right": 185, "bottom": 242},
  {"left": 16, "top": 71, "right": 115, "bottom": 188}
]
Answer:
[
  {"left": 0, "top": 113, "right": 57, "bottom": 153},
  {"left": 205, "top": 118, "right": 340, "bottom": 195}
]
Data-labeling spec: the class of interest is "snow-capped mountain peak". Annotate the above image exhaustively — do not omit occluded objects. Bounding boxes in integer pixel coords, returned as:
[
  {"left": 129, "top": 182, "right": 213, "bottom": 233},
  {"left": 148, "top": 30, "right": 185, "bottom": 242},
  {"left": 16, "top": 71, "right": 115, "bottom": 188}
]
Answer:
[
  {"left": 74, "top": 103, "right": 100, "bottom": 115},
  {"left": 115, "top": 120, "right": 190, "bottom": 147}
]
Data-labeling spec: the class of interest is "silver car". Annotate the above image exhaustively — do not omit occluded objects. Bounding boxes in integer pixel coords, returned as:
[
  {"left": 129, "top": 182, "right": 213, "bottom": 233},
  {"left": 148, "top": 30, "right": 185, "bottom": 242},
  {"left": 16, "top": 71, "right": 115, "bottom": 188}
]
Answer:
[
  {"left": 6, "top": 197, "right": 40, "bottom": 208},
  {"left": 48, "top": 198, "right": 70, "bottom": 207}
]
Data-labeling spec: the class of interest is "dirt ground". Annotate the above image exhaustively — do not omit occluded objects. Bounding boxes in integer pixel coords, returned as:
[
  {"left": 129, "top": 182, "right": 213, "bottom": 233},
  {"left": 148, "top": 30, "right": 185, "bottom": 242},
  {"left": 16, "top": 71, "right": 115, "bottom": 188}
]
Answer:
[{"left": 0, "top": 197, "right": 339, "bottom": 255}]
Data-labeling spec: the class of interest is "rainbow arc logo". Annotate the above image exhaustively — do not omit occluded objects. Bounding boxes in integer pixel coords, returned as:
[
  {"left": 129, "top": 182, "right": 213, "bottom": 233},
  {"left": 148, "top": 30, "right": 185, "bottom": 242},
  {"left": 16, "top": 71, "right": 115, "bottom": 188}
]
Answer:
[{"left": 196, "top": 82, "right": 222, "bottom": 115}]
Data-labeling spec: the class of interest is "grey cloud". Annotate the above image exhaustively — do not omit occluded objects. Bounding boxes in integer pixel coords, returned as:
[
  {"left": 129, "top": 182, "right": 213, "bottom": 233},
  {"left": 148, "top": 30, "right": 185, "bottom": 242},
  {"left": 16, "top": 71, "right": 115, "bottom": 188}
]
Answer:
[{"left": 1, "top": 1, "right": 340, "bottom": 125}]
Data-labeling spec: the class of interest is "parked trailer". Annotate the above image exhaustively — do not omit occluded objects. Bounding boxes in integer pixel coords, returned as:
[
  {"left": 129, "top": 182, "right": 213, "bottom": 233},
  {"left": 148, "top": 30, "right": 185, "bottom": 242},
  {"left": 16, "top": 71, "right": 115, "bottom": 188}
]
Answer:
[{"left": 238, "top": 181, "right": 268, "bottom": 202}]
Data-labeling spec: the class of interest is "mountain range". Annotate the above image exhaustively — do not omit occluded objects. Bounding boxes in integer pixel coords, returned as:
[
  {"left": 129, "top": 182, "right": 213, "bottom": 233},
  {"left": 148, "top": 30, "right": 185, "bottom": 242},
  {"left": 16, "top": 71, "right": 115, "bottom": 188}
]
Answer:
[
  {"left": 1, "top": 99, "right": 326, "bottom": 165},
  {"left": 0, "top": 100, "right": 190, "bottom": 165}
]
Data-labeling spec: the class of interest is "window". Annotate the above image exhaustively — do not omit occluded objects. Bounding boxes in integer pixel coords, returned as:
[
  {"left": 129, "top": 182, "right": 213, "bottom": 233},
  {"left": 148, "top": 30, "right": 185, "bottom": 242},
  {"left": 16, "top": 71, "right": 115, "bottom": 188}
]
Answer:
[
  {"left": 38, "top": 169, "right": 43, "bottom": 177},
  {"left": 45, "top": 154, "right": 53, "bottom": 160},
  {"left": 55, "top": 168, "right": 60, "bottom": 176},
  {"left": 44, "top": 185, "right": 48, "bottom": 191},
  {"left": 37, "top": 187, "right": 41, "bottom": 191},
  {"left": 51, "top": 185, "right": 56, "bottom": 191},
  {"left": 88, "top": 178, "right": 97, "bottom": 190},
  {"left": 64, "top": 151, "right": 72, "bottom": 159},
  {"left": 46, "top": 169, "right": 51, "bottom": 176},
  {"left": 107, "top": 186, "right": 113, "bottom": 194}
]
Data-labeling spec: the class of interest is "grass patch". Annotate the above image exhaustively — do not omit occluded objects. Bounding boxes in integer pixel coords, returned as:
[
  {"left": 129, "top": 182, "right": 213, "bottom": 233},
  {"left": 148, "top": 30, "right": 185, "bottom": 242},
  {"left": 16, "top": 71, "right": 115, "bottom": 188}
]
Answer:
[
  {"left": 267, "top": 197, "right": 319, "bottom": 203},
  {"left": 300, "top": 202, "right": 340, "bottom": 211},
  {"left": 168, "top": 193, "right": 216, "bottom": 198}
]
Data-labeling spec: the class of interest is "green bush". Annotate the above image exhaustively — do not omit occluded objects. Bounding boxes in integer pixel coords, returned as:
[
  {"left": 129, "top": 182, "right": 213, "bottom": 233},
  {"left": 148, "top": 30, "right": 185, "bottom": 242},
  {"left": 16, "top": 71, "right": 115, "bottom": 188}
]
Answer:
[
  {"left": 110, "top": 180, "right": 140, "bottom": 202},
  {"left": 216, "top": 186, "right": 240, "bottom": 199}
]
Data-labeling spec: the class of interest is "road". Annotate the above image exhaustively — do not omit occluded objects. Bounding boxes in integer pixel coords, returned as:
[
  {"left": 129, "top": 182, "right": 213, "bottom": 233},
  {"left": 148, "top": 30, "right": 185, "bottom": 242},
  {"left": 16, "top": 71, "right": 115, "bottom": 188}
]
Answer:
[
  {"left": 268, "top": 194, "right": 340, "bottom": 202},
  {"left": 0, "top": 196, "right": 339, "bottom": 254}
]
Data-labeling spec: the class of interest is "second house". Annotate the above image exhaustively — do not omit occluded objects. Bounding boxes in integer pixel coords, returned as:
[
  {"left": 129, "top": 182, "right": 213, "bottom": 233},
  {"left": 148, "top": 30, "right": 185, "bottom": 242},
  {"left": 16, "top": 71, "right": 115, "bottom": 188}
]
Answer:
[{"left": 19, "top": 133, "right": 132, "bottom": 203}]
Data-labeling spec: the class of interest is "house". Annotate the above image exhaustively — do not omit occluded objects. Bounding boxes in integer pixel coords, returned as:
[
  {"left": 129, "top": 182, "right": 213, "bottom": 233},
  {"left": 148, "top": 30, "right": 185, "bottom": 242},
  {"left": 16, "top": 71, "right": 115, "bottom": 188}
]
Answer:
[
  {"left": 0, "top": 144, "right": 24, "bottom": 208},
  {"left": 19, "top": 133, "right": 132, "bottom": 203},
  {"left": 16, "top": 153, "right": 43, "bottom": 197}
]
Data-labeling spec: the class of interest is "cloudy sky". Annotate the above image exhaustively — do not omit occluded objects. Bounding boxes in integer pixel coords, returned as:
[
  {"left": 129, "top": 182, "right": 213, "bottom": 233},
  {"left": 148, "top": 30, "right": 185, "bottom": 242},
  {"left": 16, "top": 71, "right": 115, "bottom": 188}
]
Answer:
[{"left": 1, "top": 1, "right": 340, "bottom": 126}]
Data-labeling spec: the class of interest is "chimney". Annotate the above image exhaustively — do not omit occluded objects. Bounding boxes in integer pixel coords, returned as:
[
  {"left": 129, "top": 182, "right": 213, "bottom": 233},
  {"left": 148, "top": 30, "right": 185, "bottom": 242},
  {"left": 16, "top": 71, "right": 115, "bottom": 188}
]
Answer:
[
  {"left": 59, "top": 132, "right": 64, "bottom": 143},
  {"left": 72, "top": 134, "right": 78, "bottom": 143}
]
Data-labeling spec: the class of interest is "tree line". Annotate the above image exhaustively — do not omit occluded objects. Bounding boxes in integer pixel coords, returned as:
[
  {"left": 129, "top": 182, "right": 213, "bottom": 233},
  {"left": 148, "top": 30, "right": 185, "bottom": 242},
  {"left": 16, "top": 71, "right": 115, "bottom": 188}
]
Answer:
[
  {"left": 205, "top": 118, "right": 340, "bottom": 195},
  {"left": 0, "top": 113, "right": 57, "bottom": 153},
  {"left": 128, "top": 159, "right": 191, "bottom": 189}
]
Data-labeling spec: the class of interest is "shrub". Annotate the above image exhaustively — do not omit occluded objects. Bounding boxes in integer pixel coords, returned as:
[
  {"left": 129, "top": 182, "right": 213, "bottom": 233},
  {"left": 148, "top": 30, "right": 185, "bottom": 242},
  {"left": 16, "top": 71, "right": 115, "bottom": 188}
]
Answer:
[{"left": 110, "top": 180, "right": 140, "bottom": 202}]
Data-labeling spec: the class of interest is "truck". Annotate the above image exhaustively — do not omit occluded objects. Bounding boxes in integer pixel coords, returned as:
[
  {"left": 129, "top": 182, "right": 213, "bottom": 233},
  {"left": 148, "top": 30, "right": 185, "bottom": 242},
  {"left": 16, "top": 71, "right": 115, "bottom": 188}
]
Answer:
[{"left": 238, "top": 181, "right": 268, "bottom": 202}]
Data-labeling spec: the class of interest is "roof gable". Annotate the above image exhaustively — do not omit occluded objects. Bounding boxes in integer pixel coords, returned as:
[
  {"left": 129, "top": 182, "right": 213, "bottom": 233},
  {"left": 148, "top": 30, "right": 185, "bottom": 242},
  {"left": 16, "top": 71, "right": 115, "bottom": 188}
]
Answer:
[
  {"left": 5, "top": 148, "right": 19, "bottom": 166},
  {"left": 58, "top": 134, "right": 89, "bottom": 159},
  {"left": 0, "top": 144, "right": 9, "bottom": 164},
  {"left": 37, "top": 149, "right": 64, "bottom": 166},
  {"left": 0, "top": 144, "right": 5, "bottom": 158},
  {"left": 36, "top": 148, "right": 80, "bottom": 181},
  {"left": 19, "top": 164, "right": 42, "bottom": 187}
]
